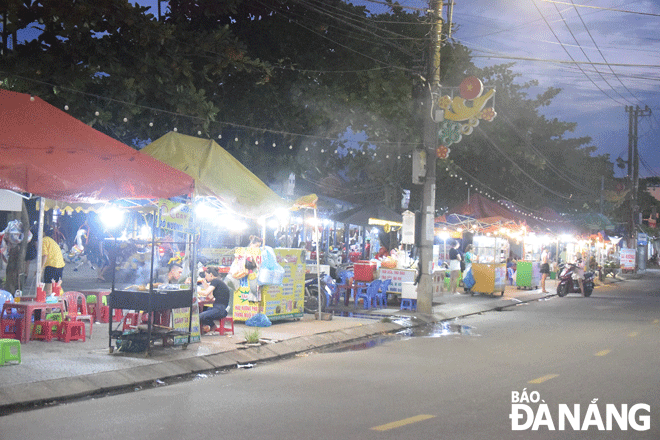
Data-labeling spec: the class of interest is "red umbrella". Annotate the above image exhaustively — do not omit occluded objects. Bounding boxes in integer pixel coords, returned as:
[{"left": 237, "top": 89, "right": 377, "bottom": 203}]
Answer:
[{"left": 0, "top": 90, "right": 194, "bottom": 202}]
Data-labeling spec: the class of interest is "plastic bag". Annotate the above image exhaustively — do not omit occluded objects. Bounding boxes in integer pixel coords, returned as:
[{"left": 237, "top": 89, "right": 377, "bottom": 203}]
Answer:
[
  {"left": 245, "top": 313, "right": 272, "bottom": 327},
  {"left": 228, "top": 255, "right": 248, "bottom": 279},
  {"left": 258, "top": 246, "right": 285, "bottom": 286},
  {"left": 463, "top": 267, "right": 475, "bottom": 290}
]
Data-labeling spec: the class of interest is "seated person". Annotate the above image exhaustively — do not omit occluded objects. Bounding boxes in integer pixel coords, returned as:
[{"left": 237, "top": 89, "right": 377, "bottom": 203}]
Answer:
[
  {"left": 199, "top": 267, "right": 231, "bottom": 334},
  {"left": 157, "top": 262, "right": 191, "bottom": 286}
]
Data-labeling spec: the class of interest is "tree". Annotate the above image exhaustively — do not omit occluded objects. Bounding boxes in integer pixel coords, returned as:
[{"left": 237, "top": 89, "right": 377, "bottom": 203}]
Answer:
[{"left": 1, "top": 0, "right": 271, "bottom": 145}]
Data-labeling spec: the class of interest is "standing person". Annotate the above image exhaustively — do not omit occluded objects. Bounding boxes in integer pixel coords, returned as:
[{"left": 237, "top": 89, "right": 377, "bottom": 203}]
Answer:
[
  {"left": 540, "top": 246, "right": 550, "bottom": 293},
  {"left": 573, "top": 252, "right": 585, "bottom": 295},
  {"left": 199, "top": 267, "right": 231, "bottom": 334},
  {"left": 41, "top": 228, "right": 65, "bottom": 295},
  {"left": 448, "top": 241, "right": 462, "bottom": 294},
  {"left": 464, "top": 244, "right": 475, "bottom": 271}
]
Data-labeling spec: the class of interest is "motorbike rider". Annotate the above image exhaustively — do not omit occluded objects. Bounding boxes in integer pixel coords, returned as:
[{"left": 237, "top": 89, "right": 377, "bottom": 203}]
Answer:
[{"left": 573, "top": 252, "right": 585, "bottom": 295}]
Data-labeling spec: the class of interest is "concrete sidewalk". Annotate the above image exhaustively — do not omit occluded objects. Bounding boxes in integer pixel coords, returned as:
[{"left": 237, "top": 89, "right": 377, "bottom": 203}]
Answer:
[{"left": 0, "top": 272, "right": 625, "bottom": 415}]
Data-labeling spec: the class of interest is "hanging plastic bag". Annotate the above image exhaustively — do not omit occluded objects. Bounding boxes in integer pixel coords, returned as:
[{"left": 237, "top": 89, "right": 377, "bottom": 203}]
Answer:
[
  {"left": 258, "top": 246, "right": 285, "bottom": 286},
  {"left": 228, "top": 255, "right": 248, "bottom": 279}
]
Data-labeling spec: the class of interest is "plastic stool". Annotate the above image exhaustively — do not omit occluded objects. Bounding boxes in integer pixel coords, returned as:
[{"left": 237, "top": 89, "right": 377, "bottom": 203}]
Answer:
[
  {"left": 57, "top": 320, "right": 86, "bottom": 342},
  {"left": 218, "top": 317, "right": 234, "bottom": 336},
  {"left": 122, "top": 312, "right": 143, "bottom": 331},
  {"left": 31, "top": 320, "right": 59, "bottom": 341},
  {"left": 400, "top": 298, "right": 417, "bottom": 311},
  {"left": 0, "top": 316, "right": 24, "bottom": 340},
  {"left": 0, "top": 338, "right": 21, "bottom": 365}
]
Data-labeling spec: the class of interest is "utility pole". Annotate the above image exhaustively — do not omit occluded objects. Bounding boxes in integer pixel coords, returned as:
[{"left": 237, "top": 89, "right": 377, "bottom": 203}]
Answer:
[
  {"left": 625, "top": 105, "right": 652, "bottom": 247},
  {"left": 416, "top": 0, "right": 443, "bottom": 314}
]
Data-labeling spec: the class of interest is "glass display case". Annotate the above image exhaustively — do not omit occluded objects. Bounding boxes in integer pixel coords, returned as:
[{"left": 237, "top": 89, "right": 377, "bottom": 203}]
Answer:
[{"left": 107, "top": 236, "right": 196, "bottom": 355}]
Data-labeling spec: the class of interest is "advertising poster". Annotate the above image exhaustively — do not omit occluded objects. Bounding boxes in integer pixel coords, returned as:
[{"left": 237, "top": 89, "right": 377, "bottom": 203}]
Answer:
[
  {"left": 620, "top": 248, "right": 636, "bottom": 271},
  {"left": 199, "top": 248, "right": 235, "bottom": 268},
  {"left": 379, "top": 268, "right": 416, "bottom": 293},
  {"left": 231, "top": 246, "right": 262, "bottom": 321},
  {"left": 172, "top": 300, "right": 201, "bottom": 345},
  {"left": 157, "top": 199, "right": 191, "bottom": 232},
  {"left": 261, "top": 248, "right": 305, "bottom": 321},
  {"left": 231, "top": 248, "right": 305, "bottom": 321}
]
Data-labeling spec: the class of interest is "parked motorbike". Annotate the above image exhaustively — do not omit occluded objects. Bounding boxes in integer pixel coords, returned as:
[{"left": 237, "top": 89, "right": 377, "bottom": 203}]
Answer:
[
  {"left": 304, "top": 272, "right": 336, "bottom": 314},
  {"left": 556, "top": 263, "right": 594, "bottom": 297}
]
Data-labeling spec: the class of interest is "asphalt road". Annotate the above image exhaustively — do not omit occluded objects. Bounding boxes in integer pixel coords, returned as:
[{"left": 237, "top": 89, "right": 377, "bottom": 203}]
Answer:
[{"left": 2, "top": 271, "right": 659, "bottom": 440}]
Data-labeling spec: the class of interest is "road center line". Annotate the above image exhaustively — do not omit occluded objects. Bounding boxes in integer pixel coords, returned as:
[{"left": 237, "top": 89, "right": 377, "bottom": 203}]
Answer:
[
  {"left": 595, "top": 349, "right": 611, "bottom": 356},
  {"left": 628, "top": 332, "right": 639, "bottom": 337},
  {"left": 653, "top": 319, "right": 659, "bottom": 325},
  {"left": 371, "top": 414, "right": 436, "bottom": 431},
  {"left": 528, "top": 374, "right": 559, "bottom": 384}
]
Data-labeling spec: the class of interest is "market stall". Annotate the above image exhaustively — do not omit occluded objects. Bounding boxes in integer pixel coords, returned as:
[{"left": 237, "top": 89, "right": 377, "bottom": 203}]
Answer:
[
  {"left": 106, "top": 206, "right": 198, "bottom": 354},
  {"left": 0, "top": 90, "right": 195, "bottom": 296},
  {"left": 470, "top": 234, "right": 508, "bottom": 296}
]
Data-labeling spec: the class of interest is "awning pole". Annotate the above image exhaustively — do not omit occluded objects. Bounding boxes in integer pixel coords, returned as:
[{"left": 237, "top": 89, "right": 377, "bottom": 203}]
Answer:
[
  {"left": 35, "top": 197, "right": 45, "bottom": 294},
  {"left": 315, "top": 207, "right": 322, "bottom": 319}
]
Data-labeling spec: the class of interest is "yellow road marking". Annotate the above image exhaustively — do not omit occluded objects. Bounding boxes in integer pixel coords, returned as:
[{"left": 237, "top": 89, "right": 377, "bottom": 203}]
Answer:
[
  {"left": 528, "top": 374, "right": 559, "bottom": 384},
  {"left": 595, "top": 349, "right": 611, "bottom": 356},
  {"left": 371, "top": 415, "right": 436, "bottom": 431},
  {"left": 653, "top": 319, "right": 659, "bottom": 325},
  {"left": 628, "top": 332, "right": 639, "bottom": 337}
]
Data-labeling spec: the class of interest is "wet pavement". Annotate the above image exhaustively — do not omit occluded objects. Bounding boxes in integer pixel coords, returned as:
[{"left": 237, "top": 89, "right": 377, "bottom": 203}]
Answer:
[{"left": 0, "top": 261, "right": 630, "bottom": 415}]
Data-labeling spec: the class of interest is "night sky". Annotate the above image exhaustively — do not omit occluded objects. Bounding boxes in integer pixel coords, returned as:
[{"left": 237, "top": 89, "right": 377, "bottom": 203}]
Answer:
[{"left": 135, "top": 0, "right": 660, "bottom": 180}]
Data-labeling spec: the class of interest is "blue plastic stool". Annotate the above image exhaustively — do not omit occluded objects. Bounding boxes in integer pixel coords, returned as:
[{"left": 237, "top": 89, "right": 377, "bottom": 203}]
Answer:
[
  {"left": 400, "top": 298, "right": 417, "bottom": 311},
  {"left": 0, "top": 338, "right": 21, "bottom": 365}
]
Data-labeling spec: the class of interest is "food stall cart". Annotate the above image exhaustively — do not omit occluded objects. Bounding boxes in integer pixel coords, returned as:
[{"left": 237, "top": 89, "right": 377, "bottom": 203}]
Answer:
[
  {"left": 230, "top": 247, "right": 305, "bottom": 322},
  {"left": 515, "top": 261, "right": 540, "bottom": 290},
  {"left": 107, "top": 216, "right": 197, "bottom": 355},
  {"left": 470, "top": 234, "right": 508, "bottom": 296}
]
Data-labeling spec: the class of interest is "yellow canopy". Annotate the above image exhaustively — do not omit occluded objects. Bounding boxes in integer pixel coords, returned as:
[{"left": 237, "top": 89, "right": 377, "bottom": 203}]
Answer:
[{"left": 141, "top": 132, "right": 287, "bottom": 219}]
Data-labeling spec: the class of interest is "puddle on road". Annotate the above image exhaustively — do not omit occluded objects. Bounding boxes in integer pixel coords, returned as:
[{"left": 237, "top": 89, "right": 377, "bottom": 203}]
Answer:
[
  {"left": 397, "top": 322, "right": 479, "bottom": 338},
  {"left": 321, "top": 321, "right": 478, "bottom": 353}
]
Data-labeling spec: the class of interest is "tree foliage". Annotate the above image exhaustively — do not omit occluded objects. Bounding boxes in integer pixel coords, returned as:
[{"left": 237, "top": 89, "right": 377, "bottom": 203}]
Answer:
[{"left": 0, "top": 0, "right": 617, "bottom": 216}]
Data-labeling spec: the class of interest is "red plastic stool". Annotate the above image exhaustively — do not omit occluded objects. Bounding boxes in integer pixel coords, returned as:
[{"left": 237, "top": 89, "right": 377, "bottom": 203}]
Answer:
[
  {"left": 57, "top": 320, "right": 86, "bottom": 342},
  {"left": 0, "top": 317, "right": 24, "bottom": 340},
  {"left": 122, "top": 312, "right": 143, "bottom": 331},
  {"left": 218, "top": 317, "right": 234, "bottom": 336},
  {"left": 30, "top": 320, "right": 59, "bottom": 342}
]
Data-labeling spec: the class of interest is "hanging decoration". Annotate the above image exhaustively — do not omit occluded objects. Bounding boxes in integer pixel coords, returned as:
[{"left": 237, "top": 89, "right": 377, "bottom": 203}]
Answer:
[{"left": 436, "top": 76, "right": 497, "bottom": 157}]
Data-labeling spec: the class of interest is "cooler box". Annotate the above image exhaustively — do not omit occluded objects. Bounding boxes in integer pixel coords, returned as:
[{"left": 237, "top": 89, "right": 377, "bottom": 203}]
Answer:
[{"left": 354, "top": 260, "right": 377, "bottom": 281}]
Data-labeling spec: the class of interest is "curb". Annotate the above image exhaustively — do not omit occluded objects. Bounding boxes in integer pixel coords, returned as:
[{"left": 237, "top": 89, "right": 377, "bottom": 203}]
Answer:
[{"left": 0, "top": 291, "right": 562, "bottom": 415}]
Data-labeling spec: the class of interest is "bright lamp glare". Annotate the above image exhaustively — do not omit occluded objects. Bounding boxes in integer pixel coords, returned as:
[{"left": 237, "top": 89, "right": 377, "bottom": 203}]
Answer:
[
  {"left": 267, "top": 218, "right": 279, "bottom": 229},
  {"left": 100, "top": 206, "right": 124, "bottom": 229},
  {"left": 139, "top": 225, "right": 151, "bottom": 239},
  {"left": 195, "top": 203, "right": 215, "bottom": 219}
]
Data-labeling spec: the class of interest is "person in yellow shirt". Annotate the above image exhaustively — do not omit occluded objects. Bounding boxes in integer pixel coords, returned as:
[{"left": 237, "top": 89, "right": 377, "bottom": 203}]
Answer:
[{"left": 42, "top": 228, "right": 65, "bottom": 295}]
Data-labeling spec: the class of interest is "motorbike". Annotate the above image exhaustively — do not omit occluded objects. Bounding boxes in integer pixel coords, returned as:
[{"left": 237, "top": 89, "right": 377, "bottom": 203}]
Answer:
[
  {"left": 556, "top": 262, "right": 594, "bottom": 297},
  {"left": 304, "top": 272, "right": 336, "bottom": 314}
]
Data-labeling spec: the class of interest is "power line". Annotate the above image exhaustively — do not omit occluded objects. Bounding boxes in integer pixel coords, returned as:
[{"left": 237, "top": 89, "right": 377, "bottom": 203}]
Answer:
[
  {"left": 540, "top": 0, "right": 660, "bottom": 17},
  {"left": 476, "top": 125, "right": 590, "bottom": 201},
  {"left": 531, "top": 0, "right": 625, "bottom": 106},
  {"left": 551, "top": 1, "right": 633, "bottom": 105},
  {"left": 568, "top": 0, "right": 644, "bottom": 106}
]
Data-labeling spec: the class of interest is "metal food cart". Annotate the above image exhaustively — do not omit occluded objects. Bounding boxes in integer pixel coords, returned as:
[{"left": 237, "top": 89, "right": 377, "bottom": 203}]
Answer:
[
  {"left": 107, "top": 234, "right": 196, "bottom": 355},
  {"left": 470, "top": 235, "right": 509, "bottom": 296}
]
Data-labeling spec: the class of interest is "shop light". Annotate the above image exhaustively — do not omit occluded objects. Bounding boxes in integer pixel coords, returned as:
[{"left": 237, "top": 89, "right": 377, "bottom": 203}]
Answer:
[
  {"left": 267, "top": 218, "right": 279, "bottom": 229},
  {"left": 139, "top": 225, "right": 151, "bottom": 239},
  {"left": 438, "top": 231, "right": 450, "bottom": 241},
  {"left": 560, "top": 234, "right": 575, "bottom": 243},
  {"left": 275, "top": 208, "right": 290, "bottom": 224},
  {"left": 99, "top": 205, "right": 124, "bottom": 229}
]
